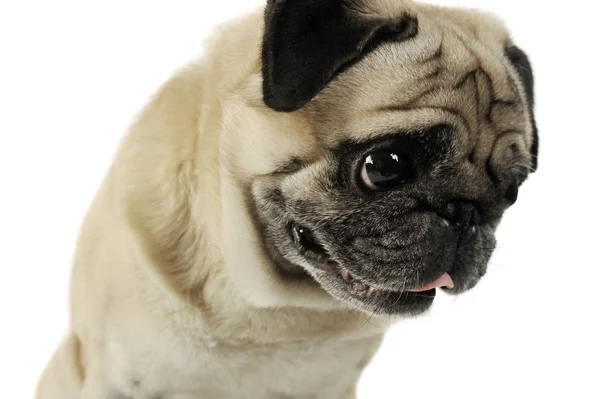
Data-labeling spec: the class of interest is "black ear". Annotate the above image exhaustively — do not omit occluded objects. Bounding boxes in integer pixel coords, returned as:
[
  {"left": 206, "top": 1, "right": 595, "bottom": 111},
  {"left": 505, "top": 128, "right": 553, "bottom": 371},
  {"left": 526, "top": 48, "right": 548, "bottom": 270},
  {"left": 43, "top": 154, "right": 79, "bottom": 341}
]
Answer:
[
  {"left": 506, "top": 44, "right": 539, "bottom": 172},
  {"left": 261, "top": 0, "right": 418, "bottom": 112}
]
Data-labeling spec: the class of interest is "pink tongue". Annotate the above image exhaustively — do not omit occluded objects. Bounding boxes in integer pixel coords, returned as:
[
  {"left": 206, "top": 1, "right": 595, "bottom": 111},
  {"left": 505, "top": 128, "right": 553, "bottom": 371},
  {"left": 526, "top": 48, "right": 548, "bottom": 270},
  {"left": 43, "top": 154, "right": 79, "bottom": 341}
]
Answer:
[{"left": 409, "top": 272, "right": 454, "bottom": 292}]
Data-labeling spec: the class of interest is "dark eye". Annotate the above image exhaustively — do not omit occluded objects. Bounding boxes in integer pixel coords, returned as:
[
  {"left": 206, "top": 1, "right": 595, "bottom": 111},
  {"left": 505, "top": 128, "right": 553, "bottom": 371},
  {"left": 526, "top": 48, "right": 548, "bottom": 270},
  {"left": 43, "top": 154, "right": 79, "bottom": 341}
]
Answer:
[{"left": 359, "top": 150, "right": 413, "bottom": 191}]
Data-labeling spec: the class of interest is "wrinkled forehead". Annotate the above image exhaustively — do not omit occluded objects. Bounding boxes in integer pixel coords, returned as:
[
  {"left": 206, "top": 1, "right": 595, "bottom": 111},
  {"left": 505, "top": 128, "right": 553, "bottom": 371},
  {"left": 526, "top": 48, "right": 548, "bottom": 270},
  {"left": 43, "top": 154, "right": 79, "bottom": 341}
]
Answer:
[{"left": 307, "top": 7, "right": 527, "bottom": 148}]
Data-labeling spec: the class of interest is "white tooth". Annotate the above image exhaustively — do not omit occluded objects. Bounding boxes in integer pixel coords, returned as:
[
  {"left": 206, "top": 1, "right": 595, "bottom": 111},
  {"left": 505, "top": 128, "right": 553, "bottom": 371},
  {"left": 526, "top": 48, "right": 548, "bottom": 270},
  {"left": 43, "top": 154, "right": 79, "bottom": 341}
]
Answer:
[{"left": 340, "top": 268, "right": 352, "bottom": 282}]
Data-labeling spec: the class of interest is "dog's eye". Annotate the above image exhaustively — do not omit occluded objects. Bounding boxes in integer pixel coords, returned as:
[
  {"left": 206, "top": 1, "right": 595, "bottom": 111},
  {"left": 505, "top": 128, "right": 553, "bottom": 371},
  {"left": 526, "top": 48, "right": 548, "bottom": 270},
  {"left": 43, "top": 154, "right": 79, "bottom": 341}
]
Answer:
[{"left": 359, "top": 151, "right": 413, "bottom": 191}]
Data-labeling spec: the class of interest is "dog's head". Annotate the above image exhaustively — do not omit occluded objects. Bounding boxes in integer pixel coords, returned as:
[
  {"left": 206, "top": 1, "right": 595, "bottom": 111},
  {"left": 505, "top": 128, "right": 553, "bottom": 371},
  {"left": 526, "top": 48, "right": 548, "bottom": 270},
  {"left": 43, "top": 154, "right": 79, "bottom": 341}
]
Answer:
[{"left": 217, "top": 0, "right": 538, "bottom": 317}]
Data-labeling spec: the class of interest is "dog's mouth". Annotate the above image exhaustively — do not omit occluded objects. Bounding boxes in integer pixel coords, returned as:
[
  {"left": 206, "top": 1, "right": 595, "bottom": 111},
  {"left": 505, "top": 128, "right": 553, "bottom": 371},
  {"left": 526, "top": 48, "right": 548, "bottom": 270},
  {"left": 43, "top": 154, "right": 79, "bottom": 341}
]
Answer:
[
  {"left": 289, "top": 222, "right": 456, "bottom": 315},
  {"left": 321, "top": 260, "right": 454, "bottom": 297}
]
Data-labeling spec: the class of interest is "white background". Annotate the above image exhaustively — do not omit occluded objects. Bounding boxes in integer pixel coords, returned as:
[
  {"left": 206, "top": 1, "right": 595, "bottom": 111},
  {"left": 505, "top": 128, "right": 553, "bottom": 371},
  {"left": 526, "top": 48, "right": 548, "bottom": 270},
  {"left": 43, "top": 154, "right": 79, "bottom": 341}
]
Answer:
[{"left": 1, "top": 0, "right": 598, "bottom": 398}]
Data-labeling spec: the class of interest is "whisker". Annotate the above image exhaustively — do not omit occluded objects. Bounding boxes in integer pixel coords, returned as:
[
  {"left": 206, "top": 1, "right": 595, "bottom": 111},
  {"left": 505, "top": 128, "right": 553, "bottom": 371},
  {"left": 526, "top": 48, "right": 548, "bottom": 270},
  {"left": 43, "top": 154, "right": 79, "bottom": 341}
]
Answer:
[{"left": 488, "top": 262, "right": 522, "bottom": 274}]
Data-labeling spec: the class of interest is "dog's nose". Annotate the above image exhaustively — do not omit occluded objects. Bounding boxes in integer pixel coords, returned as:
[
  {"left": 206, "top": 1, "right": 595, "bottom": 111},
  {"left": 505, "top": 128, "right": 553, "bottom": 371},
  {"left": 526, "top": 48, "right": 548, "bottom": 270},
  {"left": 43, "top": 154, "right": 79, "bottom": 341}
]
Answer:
[{"left": 440, "top": 201, "right": 480, "bottom": 227}]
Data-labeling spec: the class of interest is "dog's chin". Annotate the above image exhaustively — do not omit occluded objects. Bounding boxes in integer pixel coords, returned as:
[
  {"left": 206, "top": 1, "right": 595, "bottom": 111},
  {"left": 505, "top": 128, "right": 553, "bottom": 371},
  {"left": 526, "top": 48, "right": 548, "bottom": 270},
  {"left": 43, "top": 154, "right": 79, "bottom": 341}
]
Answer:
[
  {"left": 313, "top": 265, "right": 438, "bottom": 317},
  {"left": 265, "top": 248, "right": 435, "bottom": 316},
  {"left": 269, "top": 241, "right": 491, "bottom": 316},
  {"left": 303, "top": 255, "right": 487, "bottom": 316}
]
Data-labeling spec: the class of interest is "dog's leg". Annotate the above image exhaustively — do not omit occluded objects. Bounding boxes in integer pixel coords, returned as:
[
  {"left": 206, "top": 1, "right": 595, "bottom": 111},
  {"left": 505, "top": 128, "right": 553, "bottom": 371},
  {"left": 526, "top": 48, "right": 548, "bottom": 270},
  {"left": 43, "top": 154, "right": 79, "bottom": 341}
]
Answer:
[
  {"left": 36, "top": 332, "right": 84, "bottom": 399},
  {"left": 36, "top": 332, "right": 120, "bottom": 399}
]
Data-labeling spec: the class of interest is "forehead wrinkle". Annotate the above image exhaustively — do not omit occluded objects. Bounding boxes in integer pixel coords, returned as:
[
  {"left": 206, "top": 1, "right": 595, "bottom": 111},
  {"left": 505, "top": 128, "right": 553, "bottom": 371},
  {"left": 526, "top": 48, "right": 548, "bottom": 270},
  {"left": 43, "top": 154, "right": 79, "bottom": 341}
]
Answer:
[
  {"left": 322, "top": 107, "right": 470, "bottom": 153},
  {"left": 438, "top": 28, "right": 531, "bottom": 176},
  {"left": 307, "top": 4, "right": 530, "bottom": 171}
]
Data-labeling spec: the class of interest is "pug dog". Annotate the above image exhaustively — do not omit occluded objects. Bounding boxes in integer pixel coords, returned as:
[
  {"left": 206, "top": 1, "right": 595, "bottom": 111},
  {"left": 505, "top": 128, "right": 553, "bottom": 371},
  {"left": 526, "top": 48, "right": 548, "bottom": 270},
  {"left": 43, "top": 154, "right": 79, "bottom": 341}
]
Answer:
[{"left": 37, "top": 0, "right": 538, "bottom": 398}]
